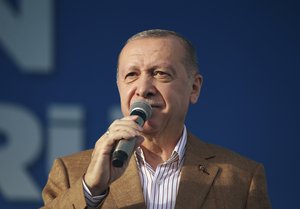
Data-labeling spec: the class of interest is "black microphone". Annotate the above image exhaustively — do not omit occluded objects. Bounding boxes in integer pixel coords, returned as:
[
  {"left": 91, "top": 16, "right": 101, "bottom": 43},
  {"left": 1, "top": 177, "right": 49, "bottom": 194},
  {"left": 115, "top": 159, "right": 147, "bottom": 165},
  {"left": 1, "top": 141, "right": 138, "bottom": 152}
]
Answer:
[{"left": 112, "top": 100, "right": 152, "bottom": 167}]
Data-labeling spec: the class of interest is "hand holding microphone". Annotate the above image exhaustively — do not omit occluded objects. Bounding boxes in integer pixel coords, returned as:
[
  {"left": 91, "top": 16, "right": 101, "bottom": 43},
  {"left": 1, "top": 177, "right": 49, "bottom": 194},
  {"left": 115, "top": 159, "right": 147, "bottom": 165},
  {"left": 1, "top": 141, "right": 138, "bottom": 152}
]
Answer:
[
  {"left": 84, "top": 101, "right": 152, "bottom": 195},
  {"left": 112, "top": 100, "right": 152, "bottom": 167}
]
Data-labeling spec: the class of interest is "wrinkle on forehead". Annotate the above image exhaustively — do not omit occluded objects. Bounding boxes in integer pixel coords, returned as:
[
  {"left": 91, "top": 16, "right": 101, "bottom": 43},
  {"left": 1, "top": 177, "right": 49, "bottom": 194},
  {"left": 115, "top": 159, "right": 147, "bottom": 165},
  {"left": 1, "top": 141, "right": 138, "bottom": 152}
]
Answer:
[{"left": 118, "top": 38, "right": 185, "bottom": 71}]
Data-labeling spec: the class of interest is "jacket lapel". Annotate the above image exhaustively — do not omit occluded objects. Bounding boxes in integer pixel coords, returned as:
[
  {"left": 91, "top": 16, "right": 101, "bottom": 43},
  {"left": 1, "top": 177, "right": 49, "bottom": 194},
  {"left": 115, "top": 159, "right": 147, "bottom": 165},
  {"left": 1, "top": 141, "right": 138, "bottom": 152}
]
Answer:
[
  {"left": 110, "top": 156, "right": 146, "bottom": 209},
  {"left": 175, "top": 133, "right": 220, "bottom": 209},
  {"left": 109, "top": 133, "right": 219, "bottom": 209}
]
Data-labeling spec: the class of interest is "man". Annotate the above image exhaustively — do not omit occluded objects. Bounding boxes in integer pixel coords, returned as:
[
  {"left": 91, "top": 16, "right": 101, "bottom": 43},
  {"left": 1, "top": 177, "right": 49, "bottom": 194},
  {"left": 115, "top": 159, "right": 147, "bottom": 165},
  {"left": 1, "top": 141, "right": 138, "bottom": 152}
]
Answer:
[{"left": 41, "top": 29, "right": 271, "bottom": 209}]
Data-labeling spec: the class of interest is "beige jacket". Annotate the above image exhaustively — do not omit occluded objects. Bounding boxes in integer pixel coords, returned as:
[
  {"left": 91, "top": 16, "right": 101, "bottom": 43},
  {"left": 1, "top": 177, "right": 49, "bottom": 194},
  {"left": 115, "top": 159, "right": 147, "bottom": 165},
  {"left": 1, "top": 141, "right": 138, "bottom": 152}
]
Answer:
[{"left": 41, "top": 133, "right": 271, "bottom": 209}]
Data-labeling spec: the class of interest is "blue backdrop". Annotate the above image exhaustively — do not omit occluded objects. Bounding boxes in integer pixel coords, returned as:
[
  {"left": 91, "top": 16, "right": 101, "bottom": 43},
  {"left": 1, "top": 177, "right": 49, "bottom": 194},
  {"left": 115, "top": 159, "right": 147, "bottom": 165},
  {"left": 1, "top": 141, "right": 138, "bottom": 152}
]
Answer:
[{"left": 0, "top": 0, "right": 299, "bottom": 208}]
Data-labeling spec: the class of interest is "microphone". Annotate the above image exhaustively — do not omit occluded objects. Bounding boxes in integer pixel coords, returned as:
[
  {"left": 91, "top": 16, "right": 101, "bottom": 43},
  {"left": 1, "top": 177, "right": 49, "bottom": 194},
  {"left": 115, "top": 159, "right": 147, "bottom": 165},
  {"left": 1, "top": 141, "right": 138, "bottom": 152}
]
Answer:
[{"left": 112, "top": 100, "right": 152, "bottom": 167}]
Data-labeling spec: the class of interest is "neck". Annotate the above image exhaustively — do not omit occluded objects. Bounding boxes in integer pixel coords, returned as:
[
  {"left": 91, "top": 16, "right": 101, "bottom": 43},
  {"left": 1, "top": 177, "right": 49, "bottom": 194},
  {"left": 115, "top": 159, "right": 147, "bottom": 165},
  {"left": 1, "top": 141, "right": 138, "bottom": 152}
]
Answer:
[{"left": 140, "top": 125, "right": 184, "bottom": 170}]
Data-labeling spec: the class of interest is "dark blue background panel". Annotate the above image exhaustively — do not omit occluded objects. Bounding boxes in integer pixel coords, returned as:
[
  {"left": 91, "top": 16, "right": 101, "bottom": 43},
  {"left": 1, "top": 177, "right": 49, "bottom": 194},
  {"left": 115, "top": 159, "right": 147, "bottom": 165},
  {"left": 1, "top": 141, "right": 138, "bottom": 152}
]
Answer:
[{"left": 0, "top": 0, "right": 299, "bottom": 208}]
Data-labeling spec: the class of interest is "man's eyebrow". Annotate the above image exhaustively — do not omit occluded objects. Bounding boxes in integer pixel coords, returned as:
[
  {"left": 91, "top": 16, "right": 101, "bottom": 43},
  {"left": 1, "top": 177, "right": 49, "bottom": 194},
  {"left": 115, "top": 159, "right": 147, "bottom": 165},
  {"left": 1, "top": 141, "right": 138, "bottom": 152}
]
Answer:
[{"left": 120, "top": 65, "right": 139, "bottom": 73}]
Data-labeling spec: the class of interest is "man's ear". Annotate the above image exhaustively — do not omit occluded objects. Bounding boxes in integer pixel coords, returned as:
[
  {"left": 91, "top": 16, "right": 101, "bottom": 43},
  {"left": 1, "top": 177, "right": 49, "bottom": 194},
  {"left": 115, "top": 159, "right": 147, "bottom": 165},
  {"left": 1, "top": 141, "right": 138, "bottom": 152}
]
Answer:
[{"left": 190, "top": 73, "right": 203, "bottom": 104}]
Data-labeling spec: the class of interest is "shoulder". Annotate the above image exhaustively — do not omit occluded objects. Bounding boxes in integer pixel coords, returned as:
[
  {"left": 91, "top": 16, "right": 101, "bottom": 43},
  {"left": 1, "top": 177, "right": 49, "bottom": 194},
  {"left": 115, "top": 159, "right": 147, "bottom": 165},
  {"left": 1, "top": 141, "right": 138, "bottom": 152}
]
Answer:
[
  {"left": 187, "top": 132, "right": 260, "bottom": 173},
  {"left": 49, "top": 149, "right": 93, "bottom": 183},
  {"left": 60, "top": 149, "right": 93, "bottom": 161},
  {"left": 58, "top": 149, "right": 93, "bottom": 169}
]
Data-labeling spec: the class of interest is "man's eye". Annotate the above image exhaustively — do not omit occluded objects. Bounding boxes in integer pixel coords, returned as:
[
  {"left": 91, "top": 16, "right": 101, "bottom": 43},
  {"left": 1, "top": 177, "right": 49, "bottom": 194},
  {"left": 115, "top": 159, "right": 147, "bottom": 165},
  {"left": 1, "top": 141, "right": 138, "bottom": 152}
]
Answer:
[
  {"left": 124, "top": 72, "right": 139, "bottom": 82},
  {"left": 154, "top": 71, "right": 171, "bottom": 78},
  {"left": 154, "top": 71, "right": 164, "bottom": 75},
  {"left": 154, "top": 71, "right": 166, "bottom": 76},
  {"left": 125, "top": 72, "right": 137, "bottom": 78}
]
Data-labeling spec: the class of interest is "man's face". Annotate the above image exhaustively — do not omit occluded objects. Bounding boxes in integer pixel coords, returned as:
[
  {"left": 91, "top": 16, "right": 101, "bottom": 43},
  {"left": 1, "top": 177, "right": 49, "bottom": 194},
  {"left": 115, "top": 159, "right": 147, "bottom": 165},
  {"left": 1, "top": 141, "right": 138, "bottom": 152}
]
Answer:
[{"left": 117, "top": 37, "right": 202, "bottom": 135}]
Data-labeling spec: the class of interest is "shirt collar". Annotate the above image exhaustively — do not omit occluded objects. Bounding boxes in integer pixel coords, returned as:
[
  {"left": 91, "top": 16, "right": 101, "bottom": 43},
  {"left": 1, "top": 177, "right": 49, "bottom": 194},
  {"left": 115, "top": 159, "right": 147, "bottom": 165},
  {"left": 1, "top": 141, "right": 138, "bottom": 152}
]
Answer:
[
  {"left": 135, "top": 125, "right": 187, "bottom": 164},
  {"left": 172, "top": 125, "right": 187, "bottom": 162}
]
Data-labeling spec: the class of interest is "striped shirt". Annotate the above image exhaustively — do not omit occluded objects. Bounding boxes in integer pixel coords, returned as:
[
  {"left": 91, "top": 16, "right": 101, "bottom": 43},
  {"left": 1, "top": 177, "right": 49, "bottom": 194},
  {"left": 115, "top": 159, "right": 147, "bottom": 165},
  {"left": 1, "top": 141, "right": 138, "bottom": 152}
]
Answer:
[
  {"left": 83, "top": 126, "right": 187, "bottom": 209},
  {"left": 135, "top": 126, "right": 187, "bottom": 209}
]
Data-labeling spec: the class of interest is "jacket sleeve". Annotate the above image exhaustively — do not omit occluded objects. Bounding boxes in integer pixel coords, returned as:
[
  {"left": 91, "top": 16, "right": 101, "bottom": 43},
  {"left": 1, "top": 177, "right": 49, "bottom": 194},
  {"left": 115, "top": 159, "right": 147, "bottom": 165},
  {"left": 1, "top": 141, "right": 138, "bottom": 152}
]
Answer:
[
  {"left": 245, "top": 164, "right": 272, "bottom": 209},
  {"left": 40, "top": 158, "right": 89, "bottom": 209}
]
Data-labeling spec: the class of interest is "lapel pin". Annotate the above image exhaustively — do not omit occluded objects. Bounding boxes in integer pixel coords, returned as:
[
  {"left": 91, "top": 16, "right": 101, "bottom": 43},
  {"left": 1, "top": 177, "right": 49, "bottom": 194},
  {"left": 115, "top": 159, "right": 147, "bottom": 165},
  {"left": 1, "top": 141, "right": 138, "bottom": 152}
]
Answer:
[
  {"left": 199, "top": 164, "right": 210, "bottom": 175},
  {"left": 205, "top": 155, "right": 216, "bottom": 160}
]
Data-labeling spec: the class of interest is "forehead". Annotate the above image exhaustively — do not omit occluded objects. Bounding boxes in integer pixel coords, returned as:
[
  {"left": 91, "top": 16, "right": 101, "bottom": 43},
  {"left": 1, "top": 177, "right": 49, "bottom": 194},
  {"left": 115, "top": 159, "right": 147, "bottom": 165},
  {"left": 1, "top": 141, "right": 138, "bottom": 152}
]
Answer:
[{"left": 118, "top": 37, "right": 186, "bottom": 66}]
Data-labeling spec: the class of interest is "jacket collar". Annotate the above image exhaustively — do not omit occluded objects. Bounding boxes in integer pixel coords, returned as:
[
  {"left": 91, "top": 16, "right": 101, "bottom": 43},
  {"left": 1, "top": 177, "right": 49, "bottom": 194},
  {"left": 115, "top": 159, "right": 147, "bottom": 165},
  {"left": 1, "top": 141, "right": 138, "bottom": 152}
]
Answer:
[{"left": 175, "top": 132, "right": 220, "bottom": 209}]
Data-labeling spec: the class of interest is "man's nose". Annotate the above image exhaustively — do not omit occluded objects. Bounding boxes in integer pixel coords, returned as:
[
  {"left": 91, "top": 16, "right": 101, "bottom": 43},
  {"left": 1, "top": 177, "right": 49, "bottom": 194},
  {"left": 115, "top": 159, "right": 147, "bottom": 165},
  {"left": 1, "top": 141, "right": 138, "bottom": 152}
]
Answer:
[{"left": 135, "top": 76, "right": 156, "bottom": 98}]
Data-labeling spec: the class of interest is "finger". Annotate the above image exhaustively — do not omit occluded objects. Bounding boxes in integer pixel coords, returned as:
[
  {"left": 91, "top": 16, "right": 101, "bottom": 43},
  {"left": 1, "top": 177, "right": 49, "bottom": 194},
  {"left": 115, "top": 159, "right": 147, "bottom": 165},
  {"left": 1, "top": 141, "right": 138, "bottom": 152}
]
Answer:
[
  {"left": 109, "top": 115, "right": 142, "bottom": 128},
  {"left": 108, "top": 124, "right": 143, "bottom": 135},
  {"left": 108, "top": 122, "right": 143, "bottom": 135},
  {"left": 108, "top": 116, "right": 139, "bottom": 129},
  {"left": 108, "top": 130, "right": 141, "bottom": 142},
  {"left": 120, "top": 115, "right": 139, "bottom": 121},
  {"left": 99, "top": 128, "right": 141, "bottom": 149},
  {"left": 134, "top": 136, "right": 144, "bottom": 149}
]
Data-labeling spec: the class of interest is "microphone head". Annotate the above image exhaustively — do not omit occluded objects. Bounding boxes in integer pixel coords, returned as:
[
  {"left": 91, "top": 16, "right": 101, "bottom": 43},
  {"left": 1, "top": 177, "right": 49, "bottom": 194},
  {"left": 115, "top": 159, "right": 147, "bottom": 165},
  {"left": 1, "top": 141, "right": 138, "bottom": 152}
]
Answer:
[{"left": 130, "top": 100, "right": 152, "bottom": 121}]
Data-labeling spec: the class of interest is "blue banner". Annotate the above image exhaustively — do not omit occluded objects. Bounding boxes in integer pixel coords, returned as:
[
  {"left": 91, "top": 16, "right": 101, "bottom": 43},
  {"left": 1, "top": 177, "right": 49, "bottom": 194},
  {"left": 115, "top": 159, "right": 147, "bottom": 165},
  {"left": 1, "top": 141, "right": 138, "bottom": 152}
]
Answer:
[{"left": 0, "top": 0, "right": 299, "bottom": 208}]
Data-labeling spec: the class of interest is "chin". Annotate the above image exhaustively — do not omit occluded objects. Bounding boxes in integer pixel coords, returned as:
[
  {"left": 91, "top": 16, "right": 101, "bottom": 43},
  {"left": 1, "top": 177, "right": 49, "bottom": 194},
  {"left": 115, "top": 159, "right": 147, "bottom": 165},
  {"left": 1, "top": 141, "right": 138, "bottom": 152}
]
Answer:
[{"left": 142, "top": 122, "right": 160, "bottom": 135}]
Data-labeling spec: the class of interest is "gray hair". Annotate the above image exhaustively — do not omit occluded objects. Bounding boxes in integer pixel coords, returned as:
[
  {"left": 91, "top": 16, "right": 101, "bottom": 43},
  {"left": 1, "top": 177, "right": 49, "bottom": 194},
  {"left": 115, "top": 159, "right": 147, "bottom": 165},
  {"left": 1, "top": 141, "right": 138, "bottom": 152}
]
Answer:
[{"left": 117, "top": 29, "right": 199, "bottom": 77}]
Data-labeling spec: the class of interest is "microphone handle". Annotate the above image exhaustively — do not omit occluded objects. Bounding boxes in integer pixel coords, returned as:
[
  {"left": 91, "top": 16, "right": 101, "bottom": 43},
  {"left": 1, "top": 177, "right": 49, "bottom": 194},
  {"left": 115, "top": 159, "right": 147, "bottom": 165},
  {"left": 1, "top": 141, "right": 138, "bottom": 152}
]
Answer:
[{"left": 112, "top": 137, "right": 137, "bottom": 167}]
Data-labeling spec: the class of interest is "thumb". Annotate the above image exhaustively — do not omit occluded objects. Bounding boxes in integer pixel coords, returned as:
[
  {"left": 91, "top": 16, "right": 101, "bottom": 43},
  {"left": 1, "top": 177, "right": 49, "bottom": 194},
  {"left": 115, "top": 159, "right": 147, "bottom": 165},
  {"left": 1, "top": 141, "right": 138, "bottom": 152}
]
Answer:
[{"left": 135, "top": 136, "right": 144, "bottom": 148}]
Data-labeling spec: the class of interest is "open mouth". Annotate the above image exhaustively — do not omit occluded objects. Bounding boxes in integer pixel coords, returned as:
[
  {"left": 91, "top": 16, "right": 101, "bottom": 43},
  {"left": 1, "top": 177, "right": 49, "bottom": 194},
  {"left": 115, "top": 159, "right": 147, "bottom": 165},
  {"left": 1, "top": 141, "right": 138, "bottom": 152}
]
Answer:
[
  {"left": 149, "top": 102, "right": 165, "bottom": 110},
  {"left": 150, "top": 104, "right": 161, "bottom": 108}
]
